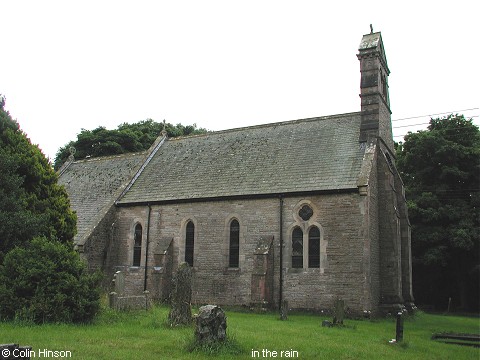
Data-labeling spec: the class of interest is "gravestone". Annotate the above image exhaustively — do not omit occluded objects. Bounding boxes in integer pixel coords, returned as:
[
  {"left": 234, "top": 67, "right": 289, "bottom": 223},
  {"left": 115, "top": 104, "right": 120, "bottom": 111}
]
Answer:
[
  {"left": 114, "top": 271, "right": 125, "bottom": 295},
  {"left": 168, "top": 262, "right": 193, "bottom": 326},
  {"left": 395, "top": 312, "right": 404, "bottom": 342},
  {"left": 333, "top": 299, "right": 345, "bottom": 326},
  {"left": 195, "top": 305, "right": 227, "bottom": 343},
  {"left": 109, "top": 291, "right": 117, "bottom": 308},
  {"left": 280, "top": 299, "right": 288, "bottom": 321}
]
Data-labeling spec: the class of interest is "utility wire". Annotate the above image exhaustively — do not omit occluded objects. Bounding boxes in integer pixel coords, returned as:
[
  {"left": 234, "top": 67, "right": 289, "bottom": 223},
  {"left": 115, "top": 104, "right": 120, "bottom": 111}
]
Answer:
[
  {"left": 394, "top": 129, "right": 478, "bottom": 137},
  {"left": 392, "top": 115, "right": 478, "bottom": 125},
  {"left": 393, "top": 122, "right": 430, "bottom": 129},
  {"left": 392, "top": 118, "right": 480, "bottom": 137},
  {"left": 392, "top": 108, "right": 479, "bottom": 122}
]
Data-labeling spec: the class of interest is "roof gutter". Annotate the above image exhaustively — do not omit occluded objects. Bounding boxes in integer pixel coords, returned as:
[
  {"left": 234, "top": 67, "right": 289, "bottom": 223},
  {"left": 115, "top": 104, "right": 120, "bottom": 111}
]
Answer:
[{"left": 116, "top": 188, "right": 359, "bottom": 208}]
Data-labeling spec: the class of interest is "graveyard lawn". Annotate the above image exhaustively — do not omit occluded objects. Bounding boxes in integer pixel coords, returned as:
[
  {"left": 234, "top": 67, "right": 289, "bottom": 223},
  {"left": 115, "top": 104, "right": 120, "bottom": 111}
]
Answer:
[{"left": 1, "top": 306, "right": 478, "bottom": 360}]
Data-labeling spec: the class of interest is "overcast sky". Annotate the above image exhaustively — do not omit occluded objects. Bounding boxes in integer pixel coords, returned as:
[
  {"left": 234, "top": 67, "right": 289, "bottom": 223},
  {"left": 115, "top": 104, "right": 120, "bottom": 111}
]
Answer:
[{"left": 1, "top": 1, "right": 478, "bottom": 161}]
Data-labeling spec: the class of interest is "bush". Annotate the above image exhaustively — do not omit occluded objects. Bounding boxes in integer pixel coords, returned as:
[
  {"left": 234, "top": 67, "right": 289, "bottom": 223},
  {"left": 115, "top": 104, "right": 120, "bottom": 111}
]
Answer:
[{"left": 0, "top": 237, "right": 101, "bottom": 323}]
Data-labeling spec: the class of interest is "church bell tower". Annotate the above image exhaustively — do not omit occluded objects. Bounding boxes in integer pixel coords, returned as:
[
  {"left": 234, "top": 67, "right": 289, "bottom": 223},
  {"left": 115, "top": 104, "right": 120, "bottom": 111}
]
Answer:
[{"left": 357, "top": 29, "right": 394, "bottom": 151}]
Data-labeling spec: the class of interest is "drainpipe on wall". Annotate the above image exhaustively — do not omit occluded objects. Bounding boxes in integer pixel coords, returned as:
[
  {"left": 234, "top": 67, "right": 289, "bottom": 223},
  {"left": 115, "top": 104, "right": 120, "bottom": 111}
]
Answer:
[
  {"left": 279, "top": 195, "right": 284, "bottom": 310},
  {"left": 144, "top": 204, "right": 152, "bottom": 291}
]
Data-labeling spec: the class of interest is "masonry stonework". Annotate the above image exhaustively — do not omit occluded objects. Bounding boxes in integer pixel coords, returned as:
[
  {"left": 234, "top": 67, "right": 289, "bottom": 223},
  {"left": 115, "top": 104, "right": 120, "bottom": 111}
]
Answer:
[
  {"left": 107, "top": 191, "right": 390, "bottom": 314},
  {"left": 58, "top": 30, "right": 414, "bottom": 316}
]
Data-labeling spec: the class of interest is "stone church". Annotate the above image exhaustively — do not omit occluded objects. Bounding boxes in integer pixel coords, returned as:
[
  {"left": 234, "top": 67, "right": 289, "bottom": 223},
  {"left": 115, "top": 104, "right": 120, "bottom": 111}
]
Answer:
[{"left": 58, "top": 30, "right": 414, "bottom": 315}]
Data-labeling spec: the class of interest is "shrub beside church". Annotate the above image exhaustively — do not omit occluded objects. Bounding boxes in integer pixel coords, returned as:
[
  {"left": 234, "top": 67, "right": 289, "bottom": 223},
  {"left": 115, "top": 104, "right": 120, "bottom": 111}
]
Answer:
[{"left": 0, "top": 97, "right": 101, "bottom": 323}]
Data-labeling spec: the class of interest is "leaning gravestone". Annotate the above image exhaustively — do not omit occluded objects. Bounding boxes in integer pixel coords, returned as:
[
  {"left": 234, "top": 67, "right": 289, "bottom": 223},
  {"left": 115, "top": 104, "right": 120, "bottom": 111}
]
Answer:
[
  {"left": 333, "top": 299, "right": 345, "bottom": 326},
  {"left": 168, "top": 262, "right": 193, "bottom": 326},
  {"left": 195, "top": 305, "right": 227, "bottom": 343}
]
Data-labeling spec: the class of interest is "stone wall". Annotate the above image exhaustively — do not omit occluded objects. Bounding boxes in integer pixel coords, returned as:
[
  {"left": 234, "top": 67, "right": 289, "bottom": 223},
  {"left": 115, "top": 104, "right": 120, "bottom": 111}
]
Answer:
[
  {"left": 283, "top": 194, "right": 368, "bottom": 313},
  {"left": 79, "top": 204, "right": 117, "bottom": 281},
  {"left": 377, "top": 144, "right": 404, "bottom": 309},
  {"left": 367, "top": 149, "right": 381, "bottom": 313},
  {"left": 110, "top": 192, "right": 377, "bottom": 314},
  {"left": 392, "top": 154, "right": 414, "bottom": 306},
  {"left": 157, "top": 198, "right": 280, "bottom": 307}
]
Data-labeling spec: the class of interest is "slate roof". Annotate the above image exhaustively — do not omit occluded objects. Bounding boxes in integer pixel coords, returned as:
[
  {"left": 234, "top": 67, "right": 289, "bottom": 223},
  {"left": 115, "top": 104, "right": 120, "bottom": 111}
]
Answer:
[
  {"left": 117, "top": 112, "right": 365, "bottom": 204},
  {"left": 58, "top": 152, "right": 147, "bottom": 243}
]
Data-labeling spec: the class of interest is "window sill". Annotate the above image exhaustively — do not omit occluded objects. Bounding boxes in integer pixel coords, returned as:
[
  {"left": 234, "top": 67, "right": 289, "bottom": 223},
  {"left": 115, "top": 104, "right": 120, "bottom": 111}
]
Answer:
[
  {"left": 289, "top": 268, "right": 304, "bottom": 274},
  {"left": 223, "top": 267, "right": 241, "bottom": 274},
  {"left": 288, "top": 267, "right": 322, "bottom": 274}
]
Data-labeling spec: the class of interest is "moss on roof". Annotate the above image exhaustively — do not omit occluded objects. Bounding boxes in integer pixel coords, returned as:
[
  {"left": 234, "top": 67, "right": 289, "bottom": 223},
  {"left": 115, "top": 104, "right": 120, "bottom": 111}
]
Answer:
[{"left": 118, "top": 113, "right": 365, "bottom": 204}]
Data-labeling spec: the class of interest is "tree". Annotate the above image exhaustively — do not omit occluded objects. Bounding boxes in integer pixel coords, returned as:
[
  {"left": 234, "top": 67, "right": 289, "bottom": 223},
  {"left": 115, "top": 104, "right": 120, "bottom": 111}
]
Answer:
[
  {"left": 0, "top": 237, "right": 101, "bottom": 323},
  {"left": 396, "top": 114, "right": 480, "bottom": 311},
  {"left": 0, "top": 151, "right": 46, "bottom": 256},
  {"left": 54, "top": 120, "right": 208, "bottom": 169},
  {"left": 0, "top": 97, "right": 76, "bottom": 258},
  {"left": 0, "top": 96, "right": 99, "bottom": 323}
]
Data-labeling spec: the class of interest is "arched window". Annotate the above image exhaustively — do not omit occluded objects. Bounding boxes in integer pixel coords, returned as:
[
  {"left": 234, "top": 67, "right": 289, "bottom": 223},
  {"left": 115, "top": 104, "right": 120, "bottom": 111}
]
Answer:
[
  {"left": 308, "top": 226, "right": 320, "bottom": 268},
  {"left": 292, "top": 227, "right": 303, "bottom": 268},
  {"left": 229, "top": 219, "right": 240, "bottom": 268},
  {"left": 133, "top": 223, "right": 142, "bottom": 266},
  {"left": 185, "top": 221, "right": 195, "bottom": 267}
]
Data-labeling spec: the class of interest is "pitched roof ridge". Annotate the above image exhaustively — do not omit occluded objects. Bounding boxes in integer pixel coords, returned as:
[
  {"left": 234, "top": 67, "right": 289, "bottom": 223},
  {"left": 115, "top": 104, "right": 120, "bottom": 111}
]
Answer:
[
  {"left": 70, "top": 151, "right": 148, "bottom": 164},
  {"left": 168, "top": 111, "right": 361, "bottom": 142},
  {"left": 115, "top": 134, "right": 168, "bottom": 204},
  {"left": 117, "top": 111, "right": 364, "bottom": 204}
]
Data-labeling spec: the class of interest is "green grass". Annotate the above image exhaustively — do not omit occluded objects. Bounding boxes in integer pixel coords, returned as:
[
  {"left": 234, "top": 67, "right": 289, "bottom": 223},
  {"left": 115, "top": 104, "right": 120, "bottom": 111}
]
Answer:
[{"left": 1, "top": 306, "right": 478, "bottom": 359}]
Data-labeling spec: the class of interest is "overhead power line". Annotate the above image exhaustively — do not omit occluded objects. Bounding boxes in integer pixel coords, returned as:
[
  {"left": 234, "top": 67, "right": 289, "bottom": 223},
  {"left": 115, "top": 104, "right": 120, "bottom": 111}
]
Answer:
[
  {"left": 392, "top": 115, "right": 478, "bottom": 129},
  {"left": 393, "top": 122, "right": 430, "bottom": 129},
  {"left": 392, "top": 114, "right": 479, "bottom": 127},
  {"left": 392, "top": 108, "right": 479, "bottom": 122},
  {"left": 394, "top": 122, "right": 477, "bottom": 131},
  {"left": 392, "top": 115, "right": 479, "bottom": 138}
]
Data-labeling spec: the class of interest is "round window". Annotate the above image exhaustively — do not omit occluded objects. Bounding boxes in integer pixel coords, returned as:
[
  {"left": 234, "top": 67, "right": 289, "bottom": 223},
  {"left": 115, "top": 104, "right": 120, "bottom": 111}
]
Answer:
[{"left": 298, "top": 205, "right": 313, "bottom": 221}]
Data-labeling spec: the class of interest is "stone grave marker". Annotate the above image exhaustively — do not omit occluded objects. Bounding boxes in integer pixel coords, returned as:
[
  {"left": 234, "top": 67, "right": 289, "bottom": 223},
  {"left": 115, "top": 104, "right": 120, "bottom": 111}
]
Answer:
[
  {"left": 396, "top": 312, "right": 404, "bottom": 342},
  {"left": 195, "top": 305, "right": 227, "bottom": 343},
  {"left": 333, "top": 299, "right": 345, "bottom": 326},
  {"left": 114, "top": 270, "right": 125, "bottom": 295},
  {"left": 168, "top": 262, "right": 193, "bottom": 326},
  {"left": 280, "top": 299, "right": 288, "bottom": 321}
]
